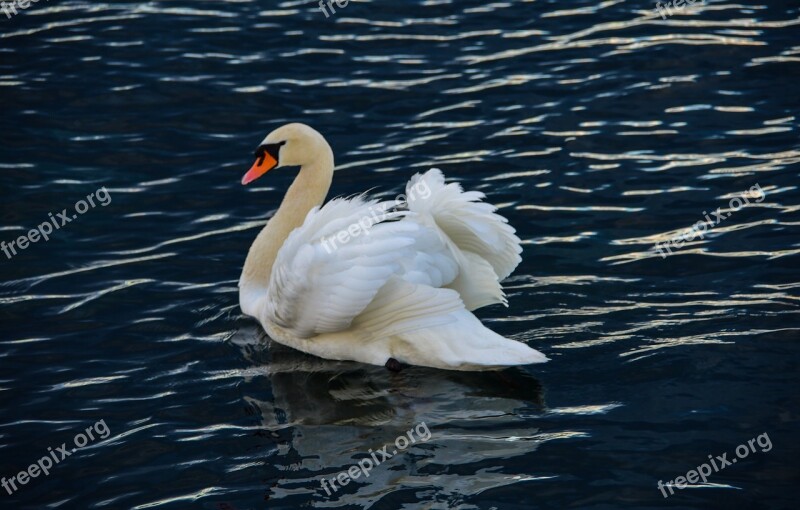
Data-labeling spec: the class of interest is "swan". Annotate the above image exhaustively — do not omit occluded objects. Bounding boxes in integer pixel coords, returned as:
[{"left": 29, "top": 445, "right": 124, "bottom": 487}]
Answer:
[{"left": 238, "top": 123, "right": 548, "bottom": 371}]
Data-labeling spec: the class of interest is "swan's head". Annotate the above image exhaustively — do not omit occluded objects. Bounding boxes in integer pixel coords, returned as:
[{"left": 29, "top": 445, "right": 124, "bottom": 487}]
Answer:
[{"left": 242, "top": 123, "right": 331, "bottom": 185}]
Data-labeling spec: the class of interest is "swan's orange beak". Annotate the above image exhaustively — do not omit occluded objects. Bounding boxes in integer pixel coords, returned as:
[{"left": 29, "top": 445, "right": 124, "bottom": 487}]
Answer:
[{"left": 242, "top": 151, "right": 278, "bottom": 185}]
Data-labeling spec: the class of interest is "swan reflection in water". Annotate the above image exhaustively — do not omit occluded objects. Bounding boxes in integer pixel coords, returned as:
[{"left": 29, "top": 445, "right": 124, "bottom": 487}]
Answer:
[{"left": 231, "top": 324, "right": 548, "bottom": 506}]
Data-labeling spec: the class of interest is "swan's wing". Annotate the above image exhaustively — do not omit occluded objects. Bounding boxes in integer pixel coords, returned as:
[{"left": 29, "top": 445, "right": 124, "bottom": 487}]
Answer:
[
  {"left": 265, "top": 197, "right": 422, "bottom": 339},
  {"left": 402, "top": 169, "right": 522, "bottom": 311},
  {"left": 406, "top": 168, "right": 522, "bottom": 280},
  {"left": 394, "top": 219, "right": 460, "bottom": 288}
]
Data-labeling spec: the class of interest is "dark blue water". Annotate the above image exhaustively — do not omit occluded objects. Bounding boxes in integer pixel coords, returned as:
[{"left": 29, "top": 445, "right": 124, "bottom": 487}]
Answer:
[{"left": 1, "top": 1, "right": 798, "bottom": 508}]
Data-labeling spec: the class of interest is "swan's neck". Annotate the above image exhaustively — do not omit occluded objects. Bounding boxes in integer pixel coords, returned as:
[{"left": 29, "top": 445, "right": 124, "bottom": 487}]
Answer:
[{"left": 240, "top": 150, "right": 333, "bottom": 311}]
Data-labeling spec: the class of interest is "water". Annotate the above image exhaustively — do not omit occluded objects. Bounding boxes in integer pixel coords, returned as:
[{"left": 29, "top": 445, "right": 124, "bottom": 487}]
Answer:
[{"left": 1, "top": 0, "right": 798, "bottom": 508}]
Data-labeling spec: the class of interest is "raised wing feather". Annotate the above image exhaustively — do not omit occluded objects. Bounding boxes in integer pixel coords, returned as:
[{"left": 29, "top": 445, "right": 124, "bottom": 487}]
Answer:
[{"left": 406, "top": 168, "right": 522, "bottom": 281}]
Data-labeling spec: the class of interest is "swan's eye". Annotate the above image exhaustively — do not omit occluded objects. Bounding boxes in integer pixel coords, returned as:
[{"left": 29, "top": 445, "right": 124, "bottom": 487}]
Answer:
[{"left": 254, "top": 141, "right": 286, "bottom": 166}]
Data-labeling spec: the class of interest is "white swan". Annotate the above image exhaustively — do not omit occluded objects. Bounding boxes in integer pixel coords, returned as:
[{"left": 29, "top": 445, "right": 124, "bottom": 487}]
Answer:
[{"left": 239, "top": 123, "right": 548, "bottom": 371}]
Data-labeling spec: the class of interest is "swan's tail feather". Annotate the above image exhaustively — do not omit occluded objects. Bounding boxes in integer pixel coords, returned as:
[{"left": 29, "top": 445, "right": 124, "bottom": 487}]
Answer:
[
  {"left": 354, "top": 277, "right": 548, "bottom": 370},
  {"left": 391, "top": 309, "right": 549, "bottom": 370}
]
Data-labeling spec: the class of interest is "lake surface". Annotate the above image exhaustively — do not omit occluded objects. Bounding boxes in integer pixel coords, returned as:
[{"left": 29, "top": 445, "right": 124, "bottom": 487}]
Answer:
[{"left": 1, "top": 0, "right": 798, "bottom": 508}]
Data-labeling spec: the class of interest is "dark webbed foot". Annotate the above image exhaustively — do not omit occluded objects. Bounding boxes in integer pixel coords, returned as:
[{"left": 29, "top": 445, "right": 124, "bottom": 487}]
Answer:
[{"left": 385, "top": 358, "right": 405, "bottom": 372}]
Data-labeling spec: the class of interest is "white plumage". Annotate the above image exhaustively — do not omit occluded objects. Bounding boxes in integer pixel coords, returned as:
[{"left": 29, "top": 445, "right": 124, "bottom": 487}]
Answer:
[{"left": 239, "top": 123, "right": 548, "bottom": 371}]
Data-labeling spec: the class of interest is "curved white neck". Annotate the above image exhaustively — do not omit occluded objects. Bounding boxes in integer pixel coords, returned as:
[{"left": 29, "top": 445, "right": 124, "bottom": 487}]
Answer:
[{"left": 239, "top": 147, "right": 334, "bottom": 315}]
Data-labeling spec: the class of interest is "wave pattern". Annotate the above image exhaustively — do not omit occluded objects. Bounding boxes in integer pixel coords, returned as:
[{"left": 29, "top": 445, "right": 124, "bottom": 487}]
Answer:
[{"left": 0, "top": 0, "right": 797, "bottom": 508}]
